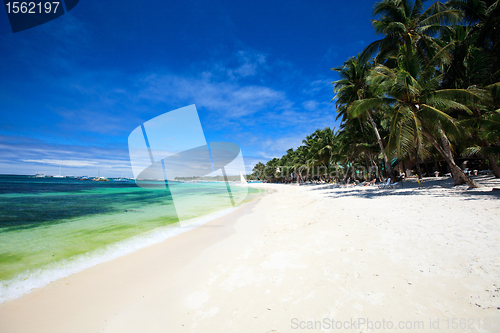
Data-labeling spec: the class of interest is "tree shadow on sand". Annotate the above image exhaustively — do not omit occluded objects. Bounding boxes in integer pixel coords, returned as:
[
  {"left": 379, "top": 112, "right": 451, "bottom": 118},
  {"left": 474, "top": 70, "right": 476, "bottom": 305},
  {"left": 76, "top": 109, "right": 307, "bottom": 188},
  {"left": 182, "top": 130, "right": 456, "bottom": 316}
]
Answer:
[{"left": 306, "top": 176, "right": 500, "bottom": 201}]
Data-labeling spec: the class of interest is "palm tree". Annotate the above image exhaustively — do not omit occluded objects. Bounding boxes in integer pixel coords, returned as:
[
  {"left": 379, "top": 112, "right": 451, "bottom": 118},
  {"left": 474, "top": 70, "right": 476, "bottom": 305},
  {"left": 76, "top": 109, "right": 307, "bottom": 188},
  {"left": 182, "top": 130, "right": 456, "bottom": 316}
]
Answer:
[
  {"left": 301, "top": 128, "right": 338, "bottom": 181},
  {"left": 440, "top": 2, "right": 500, "bottom": 177},
  {"left": 461, "top": 82, "right": 500, "bottom": 177},
  {"left": 448, "top": 0, "right": 500, "bottom": 63},
  {"left": 363, "top": 0, "right": 463, "bottom": 63},
  {"left": 251, "top": 162, "right": 266, "bottom": 180},
  {"left": 264, "top": 158, "right": 281, "bottom": 182},
  {"left": 291, "top": 146, "right": 309, "bottom": 182},
  {"left": 351, "top": 42, "right": 482, "bottom": 187},
  {"left": 333, "top": 54, "right": 395, "bottom": 179},
  {"left": 254, "top": 0, "right": 498, "bottom": 186}
]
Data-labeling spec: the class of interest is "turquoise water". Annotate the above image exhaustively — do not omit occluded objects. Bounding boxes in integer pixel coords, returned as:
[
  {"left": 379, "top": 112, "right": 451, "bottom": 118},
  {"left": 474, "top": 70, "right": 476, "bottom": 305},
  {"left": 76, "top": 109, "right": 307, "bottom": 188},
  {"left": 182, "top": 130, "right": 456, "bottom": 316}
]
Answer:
[{"left": 0, "top": 175, "right": 260, "bottom": 302}]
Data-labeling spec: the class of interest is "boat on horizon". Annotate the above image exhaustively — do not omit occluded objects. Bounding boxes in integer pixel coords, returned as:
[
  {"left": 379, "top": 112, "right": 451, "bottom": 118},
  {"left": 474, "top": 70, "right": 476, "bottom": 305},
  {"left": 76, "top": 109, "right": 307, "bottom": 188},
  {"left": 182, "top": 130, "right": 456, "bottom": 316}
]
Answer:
[
  {"left": 112, "top": 178, "right": 129, "bottom": 182},
  {"left": 240, "top": 172, "right": 247, "bottom": 184},
  {"left": 91, "top": 177, "right": 109, "bottom": 182},
  {"left": 52, "top": 166, "right": 65, "bottom": 178}
]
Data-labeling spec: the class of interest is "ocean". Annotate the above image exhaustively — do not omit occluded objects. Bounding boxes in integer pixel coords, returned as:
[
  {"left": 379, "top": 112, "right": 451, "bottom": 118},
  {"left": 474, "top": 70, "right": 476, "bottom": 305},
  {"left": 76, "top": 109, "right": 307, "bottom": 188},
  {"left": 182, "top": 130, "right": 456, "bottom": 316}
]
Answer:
[{"left": 0, "top": 175, "right": 260, "bottom": 303}]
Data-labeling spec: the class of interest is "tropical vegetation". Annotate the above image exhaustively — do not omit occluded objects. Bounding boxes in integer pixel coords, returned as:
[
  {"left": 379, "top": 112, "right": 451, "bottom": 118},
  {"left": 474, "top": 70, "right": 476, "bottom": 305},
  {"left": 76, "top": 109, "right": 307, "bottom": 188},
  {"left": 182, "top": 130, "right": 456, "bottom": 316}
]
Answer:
[{"left": 250, "top": 0, "right": 499, "bottom": 187}]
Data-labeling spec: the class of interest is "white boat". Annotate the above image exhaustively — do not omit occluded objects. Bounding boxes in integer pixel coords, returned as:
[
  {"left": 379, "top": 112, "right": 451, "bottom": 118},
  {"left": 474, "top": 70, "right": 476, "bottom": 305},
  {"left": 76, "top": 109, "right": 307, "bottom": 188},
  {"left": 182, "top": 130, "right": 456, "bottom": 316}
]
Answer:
[
  {"left": 53, "top": 166, "right": 65, "bottom": 178},
  {"left": 240, "top": 172, "right": 247, "bottom": 184},
  {"left": 91, "top": 177, "right": 109, "bottom": 181},
  {"left": 91, "top": 170, "right": 109, "bottom": 181}
]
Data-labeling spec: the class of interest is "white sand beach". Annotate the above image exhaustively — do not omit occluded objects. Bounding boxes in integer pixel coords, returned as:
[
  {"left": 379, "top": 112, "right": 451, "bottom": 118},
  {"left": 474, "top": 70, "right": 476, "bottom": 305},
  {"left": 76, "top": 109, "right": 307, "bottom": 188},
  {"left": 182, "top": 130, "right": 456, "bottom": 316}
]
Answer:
[{"left": 1, "top": 177, "right": 499, "bottom": 332}]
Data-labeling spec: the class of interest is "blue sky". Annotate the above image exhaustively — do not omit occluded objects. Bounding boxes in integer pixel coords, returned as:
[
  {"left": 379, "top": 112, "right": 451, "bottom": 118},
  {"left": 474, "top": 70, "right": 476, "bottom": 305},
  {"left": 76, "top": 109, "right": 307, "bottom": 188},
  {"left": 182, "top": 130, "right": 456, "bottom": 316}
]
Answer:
[{"left": 0, "top": 0, "right": 379, "bottom": 177}]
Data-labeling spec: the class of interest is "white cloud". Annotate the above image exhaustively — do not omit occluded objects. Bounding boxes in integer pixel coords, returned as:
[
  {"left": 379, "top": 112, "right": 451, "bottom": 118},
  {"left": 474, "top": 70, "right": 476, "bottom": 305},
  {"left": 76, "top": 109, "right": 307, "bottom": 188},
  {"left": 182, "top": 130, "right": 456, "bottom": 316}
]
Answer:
[
  {"left": 22, "top": 159, "right": 98, "bottom": 167},
  {"left": 0, "top": 137, "right": 133, "bottom": 177},
  {"left": 54, "top": 107, "right": 142, "bottom": 134},
  {"left": 258, "top": 135, "right": 307, "bottom": 159},
  {"left": 303, "top": 79, "right": 333, "bottom": 95},
  {"left": 137, "top": 73, "right": 290, "bottom": 120},
  {"left": 302, "top": 100, "right": 319, "bottom": 111},
  {"left": 232, "top": 50, "right": 267, "bottom": 78},
  {"left": 0, "top": 43, "right": 341, "bottom": 176}
]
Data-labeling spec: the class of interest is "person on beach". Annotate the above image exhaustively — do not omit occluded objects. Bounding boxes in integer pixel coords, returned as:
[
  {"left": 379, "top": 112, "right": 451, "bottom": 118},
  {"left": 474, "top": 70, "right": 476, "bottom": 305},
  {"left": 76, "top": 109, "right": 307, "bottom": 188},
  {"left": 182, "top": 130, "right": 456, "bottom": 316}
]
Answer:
[{"left": 364, "top": 178, "right": 376, "bottom": 186}]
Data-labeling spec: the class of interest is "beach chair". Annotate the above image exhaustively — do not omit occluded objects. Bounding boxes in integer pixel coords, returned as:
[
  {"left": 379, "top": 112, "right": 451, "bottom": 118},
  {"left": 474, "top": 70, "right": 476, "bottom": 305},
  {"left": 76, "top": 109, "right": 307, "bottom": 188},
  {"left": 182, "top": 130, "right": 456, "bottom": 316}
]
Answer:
[
  {"left": 378, "top": 178, "right": 391, "bottom": 189},
  {"left": 389, "top": 181, "right": 401, "bottom": 188}
]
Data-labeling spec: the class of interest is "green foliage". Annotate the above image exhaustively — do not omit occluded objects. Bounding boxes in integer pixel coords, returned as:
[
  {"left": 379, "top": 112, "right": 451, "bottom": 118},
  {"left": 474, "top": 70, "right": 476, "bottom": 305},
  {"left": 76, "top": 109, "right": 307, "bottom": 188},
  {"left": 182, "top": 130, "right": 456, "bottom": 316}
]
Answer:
[{"left": 252, "top": 0, "right": 500, "bottom": 183}]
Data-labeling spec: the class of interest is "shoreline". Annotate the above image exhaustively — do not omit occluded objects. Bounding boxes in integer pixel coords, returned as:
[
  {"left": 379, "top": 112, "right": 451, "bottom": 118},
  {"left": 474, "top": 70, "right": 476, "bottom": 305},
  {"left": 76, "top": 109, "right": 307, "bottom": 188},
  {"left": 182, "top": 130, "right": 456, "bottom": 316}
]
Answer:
[
  {"left": 0, "top": 180, "right": 499, "bottom": 332},
  {"left": 0, "top": 188, "right": 273, "bottom": 332},
  {"left": 0, "top": 188, "right": 270, "bottom": 332},
  {"left": 0, "top": 187, "right": 266, "bottom": 305}
]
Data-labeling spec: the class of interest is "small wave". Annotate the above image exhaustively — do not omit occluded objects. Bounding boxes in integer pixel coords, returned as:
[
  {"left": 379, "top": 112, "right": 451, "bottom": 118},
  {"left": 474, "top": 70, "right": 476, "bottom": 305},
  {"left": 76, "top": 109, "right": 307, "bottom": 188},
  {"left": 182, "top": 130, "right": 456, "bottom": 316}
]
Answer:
[{"left": 0, "top": 207, "right": 235, "bottom": 304}]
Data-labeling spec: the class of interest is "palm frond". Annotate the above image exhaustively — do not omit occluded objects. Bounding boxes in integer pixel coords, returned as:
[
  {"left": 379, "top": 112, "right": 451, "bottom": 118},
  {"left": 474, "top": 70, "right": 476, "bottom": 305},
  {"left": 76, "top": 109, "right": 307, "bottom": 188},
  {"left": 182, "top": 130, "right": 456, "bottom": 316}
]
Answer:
[{"left": 348, "top": 98, "right": 394, "bottom": 118}]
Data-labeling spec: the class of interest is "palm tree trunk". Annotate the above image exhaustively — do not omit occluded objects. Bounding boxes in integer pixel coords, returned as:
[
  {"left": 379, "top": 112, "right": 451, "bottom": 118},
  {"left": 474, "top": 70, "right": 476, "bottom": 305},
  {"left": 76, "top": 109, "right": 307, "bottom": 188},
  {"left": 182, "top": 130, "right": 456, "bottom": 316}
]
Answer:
[
  {"left": 471, "top": 106, "right": 500, "bottom": 178},
  {"left": 486, "top": 150, "right": 500, "bottom": 178},
  {"left": 367, "top": 110, "right": 394, "bottom": 179},
  {"left": 375, "top": 156, "right": 385, "bottom": 181},
  {"left": 439, "top": 132, "right": 465, "bottom": 185},
  {"left": 358, "top": 117, "right": 377, "bottom": 177},
  {"left": 414, "top": 147, "right": 422, "bottom": 179},
  {"left": 368, "top": 152, "right": 375, "bottom": 169},
  {"left": 424, "top": 159, "right": 431, "bottom": 177},
  {"left": 422, "top": 130, "right": 481, "bottom": 188},
  {"left": 486, "top": 153, "right": 500, "bottom": 178}
]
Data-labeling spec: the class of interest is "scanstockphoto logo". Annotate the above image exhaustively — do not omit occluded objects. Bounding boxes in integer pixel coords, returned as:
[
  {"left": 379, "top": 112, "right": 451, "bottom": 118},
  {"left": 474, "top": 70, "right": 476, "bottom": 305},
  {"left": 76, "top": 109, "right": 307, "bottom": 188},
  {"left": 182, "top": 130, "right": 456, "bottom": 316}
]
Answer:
[
  {"left": 3, "top": 0, "right": 79, "bottom": 33},
  {"left": 128, "top": 105, "right": 248, "bottom": 224}
]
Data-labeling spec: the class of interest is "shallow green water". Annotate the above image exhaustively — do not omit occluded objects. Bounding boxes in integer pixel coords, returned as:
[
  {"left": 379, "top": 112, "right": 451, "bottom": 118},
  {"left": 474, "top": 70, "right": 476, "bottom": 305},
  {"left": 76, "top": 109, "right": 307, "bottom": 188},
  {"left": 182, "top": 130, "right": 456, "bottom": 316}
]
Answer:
[{"left": 0, "top": 175, "right": 261, "bottom": 300}]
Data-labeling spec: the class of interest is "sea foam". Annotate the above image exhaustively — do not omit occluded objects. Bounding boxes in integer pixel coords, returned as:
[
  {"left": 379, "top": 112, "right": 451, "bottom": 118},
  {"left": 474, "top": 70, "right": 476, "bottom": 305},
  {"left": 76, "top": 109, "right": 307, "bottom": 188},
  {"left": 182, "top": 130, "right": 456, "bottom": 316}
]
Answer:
[{"left": 0, "top": 207, "right": 235, "bottom": 304}]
